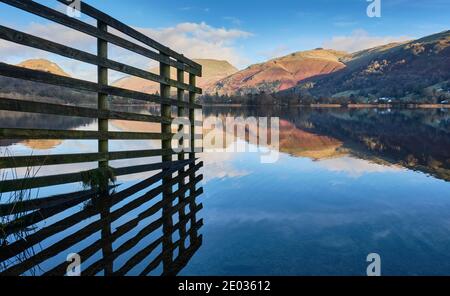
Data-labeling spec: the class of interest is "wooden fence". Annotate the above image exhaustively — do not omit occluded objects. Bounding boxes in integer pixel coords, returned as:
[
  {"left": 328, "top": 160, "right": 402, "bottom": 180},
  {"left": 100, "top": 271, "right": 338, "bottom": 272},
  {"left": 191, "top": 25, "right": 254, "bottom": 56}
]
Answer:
[{"left": 0, "top": 0, "right": 203, "bottom": 275}]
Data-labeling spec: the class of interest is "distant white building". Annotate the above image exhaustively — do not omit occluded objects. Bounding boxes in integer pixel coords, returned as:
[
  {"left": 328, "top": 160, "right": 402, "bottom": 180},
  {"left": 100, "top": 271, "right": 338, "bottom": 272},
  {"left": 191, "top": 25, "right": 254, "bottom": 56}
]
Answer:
[{"left": 377, "top": 97, "right": 392, "bottom": 103}]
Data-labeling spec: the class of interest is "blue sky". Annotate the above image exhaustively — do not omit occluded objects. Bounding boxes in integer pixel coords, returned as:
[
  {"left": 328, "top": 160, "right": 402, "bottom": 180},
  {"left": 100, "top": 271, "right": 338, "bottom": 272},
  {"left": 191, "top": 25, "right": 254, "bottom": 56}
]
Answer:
[{"left": 0, "top": 0, "right": 449, "bottom": 78}]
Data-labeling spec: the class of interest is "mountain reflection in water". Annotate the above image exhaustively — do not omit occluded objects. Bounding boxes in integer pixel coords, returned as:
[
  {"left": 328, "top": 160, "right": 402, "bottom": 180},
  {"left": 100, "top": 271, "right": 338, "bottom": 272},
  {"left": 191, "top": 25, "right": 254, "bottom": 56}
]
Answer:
[{"left": 202, "top": 107, "right": 450, "bottom": 182}]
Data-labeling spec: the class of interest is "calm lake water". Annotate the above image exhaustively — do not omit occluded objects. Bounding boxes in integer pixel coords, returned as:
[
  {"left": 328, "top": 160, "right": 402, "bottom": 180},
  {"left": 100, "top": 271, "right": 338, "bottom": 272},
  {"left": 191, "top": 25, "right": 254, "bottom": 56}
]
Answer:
[{"left": 1, "top": 106, "right": 450, "bottom": 275}]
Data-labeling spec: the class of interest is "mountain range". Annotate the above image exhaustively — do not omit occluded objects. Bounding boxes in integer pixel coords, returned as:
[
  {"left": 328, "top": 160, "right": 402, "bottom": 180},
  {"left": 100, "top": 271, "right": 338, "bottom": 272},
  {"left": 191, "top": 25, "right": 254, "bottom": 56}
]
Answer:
[
  {"left": 207, "top": 49, "right": 347, "bottom": 95},
  {"left": 286, "top": 30, "right": 450, "bottom": 102},
  {"left": 208, "top": 30, "right": 449, "bottom": 103},
  {"left": 2, "top": 30, "right": 449, "bottom": 104}
]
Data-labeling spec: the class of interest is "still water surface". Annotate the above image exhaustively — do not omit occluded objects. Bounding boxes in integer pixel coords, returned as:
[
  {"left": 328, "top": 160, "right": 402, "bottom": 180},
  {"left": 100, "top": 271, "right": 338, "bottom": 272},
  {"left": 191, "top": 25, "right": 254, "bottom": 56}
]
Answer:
[{"left": 1, "top": 107, "right": 450, "bottom": 275}]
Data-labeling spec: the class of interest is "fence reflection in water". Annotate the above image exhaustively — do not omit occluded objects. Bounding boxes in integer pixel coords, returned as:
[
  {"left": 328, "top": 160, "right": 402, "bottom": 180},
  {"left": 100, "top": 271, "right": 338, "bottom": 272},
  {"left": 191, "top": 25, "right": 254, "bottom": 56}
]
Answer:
[{"left": 0, "top": 159, "right": 204, "bottom": 276}]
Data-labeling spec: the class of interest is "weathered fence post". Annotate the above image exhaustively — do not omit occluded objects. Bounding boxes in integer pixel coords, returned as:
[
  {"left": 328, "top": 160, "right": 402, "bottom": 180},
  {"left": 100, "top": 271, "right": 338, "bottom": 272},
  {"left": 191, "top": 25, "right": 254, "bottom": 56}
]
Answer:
[
  {"left": 97, "top": 20, "right": 109, "bottom": 192},
  {"left": 97, "top": 20, "right": 113, "bottom": 275},
  {"left": 160, "top": 54, "right": 174, "bottom": 273},
  {"left": 188, "top": 73, "right": 199, "bottom": 241},
  {"left": 177, "top": 68, "right": 187, "bottom": 253}
]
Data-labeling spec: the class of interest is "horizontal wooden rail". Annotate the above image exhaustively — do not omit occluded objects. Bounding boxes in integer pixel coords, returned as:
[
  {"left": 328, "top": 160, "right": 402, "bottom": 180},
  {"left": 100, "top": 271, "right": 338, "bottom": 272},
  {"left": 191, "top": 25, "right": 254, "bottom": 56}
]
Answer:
[
  {"left": 0, "top": 149, "right": 174, "bottom": 169},
  {"left": 0, "top": 0, "right": 201, "bottom": 76},
  {"left": 56, "top": 0, "right": 201, "bottom": 72},
  {"left": 0, "top": 97, "right": 170, "bottom": 124},
  {"left": 0, "top": 26, "right": 201, "bottom": 93},
  {"left": 0, "top": 127, "right": 172, "bottom": 140},
  {"left": 113, "top": 160, "right": 193, "bottom": 177},
  {"left": 0, "top": 63, "right": 202, "bottom": 109},
  {"left": 0, "top": 98, "right": 203, "bottom": 128}
]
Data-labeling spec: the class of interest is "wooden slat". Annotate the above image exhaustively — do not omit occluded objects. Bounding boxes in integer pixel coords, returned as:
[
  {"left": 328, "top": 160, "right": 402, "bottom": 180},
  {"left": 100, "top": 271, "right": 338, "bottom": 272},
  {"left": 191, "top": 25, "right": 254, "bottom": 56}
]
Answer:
[
  {"left": 108, "top": 149, "right": 173, "bottom": 160},
  {"left": 0, "top": 63, "right": 201, "bottom": 108},
  {"left": 0, "top": 127, "right": 172, "bottom": 140},
  {"left": 0, "top": 97, "right": 202, "bottom": 127},
  {"left": 0, "top": 97, "right": 169, "bottom": 123},
  {"left": 0, "top": 149, "right": 174, "bottom": 169},
  {"left": 56, "top": 0, "right": 202, "bottom": 73},
  {"left": 113, "top": 159, "right": 197, "bottom": 177},
  {"left": 0, "top": 26, "right": 201, "bottom": 93},
  {"left": 0, "top": 0, "right": 201, "bottom": 76},
  {"left": 0, "top": 152, "right": 104, "bottom": 169}
]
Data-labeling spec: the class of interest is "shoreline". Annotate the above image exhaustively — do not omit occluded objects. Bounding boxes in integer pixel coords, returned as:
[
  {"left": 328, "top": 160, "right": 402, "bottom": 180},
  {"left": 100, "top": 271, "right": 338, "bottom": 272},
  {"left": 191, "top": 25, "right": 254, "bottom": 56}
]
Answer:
[{"left": 202, "top": 103, "right": 450, "bottom": 109}]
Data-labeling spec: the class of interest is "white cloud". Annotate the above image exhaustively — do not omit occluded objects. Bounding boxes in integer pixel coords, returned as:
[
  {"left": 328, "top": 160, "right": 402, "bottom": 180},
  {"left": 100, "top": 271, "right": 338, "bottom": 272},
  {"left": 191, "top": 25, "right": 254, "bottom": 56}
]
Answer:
[
  {"left": 136, "top": 22, "right": 252, "bottom": 67},
  {"left": 0, "top": 21, "right": 252, "bottom": 80},
  {"left": 322, "top": 29, "right": 411, "bottom": 53}
]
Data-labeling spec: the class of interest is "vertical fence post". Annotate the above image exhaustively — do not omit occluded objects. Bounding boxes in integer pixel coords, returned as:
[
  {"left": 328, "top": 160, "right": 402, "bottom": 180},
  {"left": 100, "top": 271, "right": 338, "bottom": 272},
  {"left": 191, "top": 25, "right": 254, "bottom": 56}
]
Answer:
[
  {"left": 188, "top": 73, "right": 199, "bottom": 242},
  {"left": 97, "top": 20, "right": 109, "bottom": 190},
  {"left": 97, "top": 20, "right": 113, "bottom": 275},
  {"left": 160, "top": 55, "right": 174, "bottom": 274},
  {"left": 177, "top": 69, "right": 187, "bottom": 253}
]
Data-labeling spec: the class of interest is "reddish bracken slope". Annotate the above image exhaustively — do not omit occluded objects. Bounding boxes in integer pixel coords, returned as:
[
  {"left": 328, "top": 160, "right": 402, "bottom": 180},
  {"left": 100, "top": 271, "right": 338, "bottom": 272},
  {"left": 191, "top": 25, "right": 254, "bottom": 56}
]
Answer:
[{"left": 207, "top": 49, "right": 347, "bottom": 95}]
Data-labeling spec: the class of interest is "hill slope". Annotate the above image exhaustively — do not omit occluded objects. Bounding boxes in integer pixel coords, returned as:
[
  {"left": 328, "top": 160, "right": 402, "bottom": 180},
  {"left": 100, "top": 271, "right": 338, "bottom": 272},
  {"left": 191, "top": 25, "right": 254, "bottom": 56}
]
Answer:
[
  {"left": 113, "top": 59, "right": 238, "bottom": 94},
  {"left": 287, "top": 30, "right": 450, "bottom": 102},
  {"left": 17, "top": 58, "right": 71, "bottom": 77},
  {"left": 208, "top": 49, "right": 347, "bottom": 95}
]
